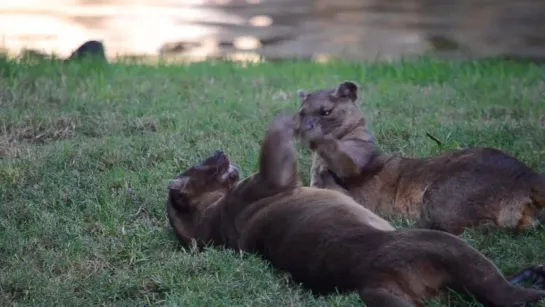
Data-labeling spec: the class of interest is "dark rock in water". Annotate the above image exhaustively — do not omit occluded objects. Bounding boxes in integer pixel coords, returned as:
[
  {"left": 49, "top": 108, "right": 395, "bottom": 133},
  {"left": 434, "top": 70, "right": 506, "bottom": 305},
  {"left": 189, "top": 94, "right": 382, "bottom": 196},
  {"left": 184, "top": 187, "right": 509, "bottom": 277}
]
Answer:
[{"left": 65, "top": 40, "right": 108, "bottom": 63}]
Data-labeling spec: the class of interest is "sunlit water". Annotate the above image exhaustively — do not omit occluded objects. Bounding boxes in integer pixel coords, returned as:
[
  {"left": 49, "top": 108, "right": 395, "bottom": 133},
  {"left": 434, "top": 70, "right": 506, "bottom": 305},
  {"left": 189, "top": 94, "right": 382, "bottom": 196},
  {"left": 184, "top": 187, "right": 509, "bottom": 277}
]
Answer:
[{"left": 1, "top": 0, "right": 545, "bottom": 62}]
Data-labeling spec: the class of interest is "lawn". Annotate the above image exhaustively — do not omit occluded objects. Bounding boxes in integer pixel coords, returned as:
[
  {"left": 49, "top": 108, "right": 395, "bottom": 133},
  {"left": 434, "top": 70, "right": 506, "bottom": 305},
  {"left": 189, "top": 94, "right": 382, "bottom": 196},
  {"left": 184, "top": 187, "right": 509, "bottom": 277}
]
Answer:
[{"left": 1, "top": 55, "right": 544, "bottom": 307}]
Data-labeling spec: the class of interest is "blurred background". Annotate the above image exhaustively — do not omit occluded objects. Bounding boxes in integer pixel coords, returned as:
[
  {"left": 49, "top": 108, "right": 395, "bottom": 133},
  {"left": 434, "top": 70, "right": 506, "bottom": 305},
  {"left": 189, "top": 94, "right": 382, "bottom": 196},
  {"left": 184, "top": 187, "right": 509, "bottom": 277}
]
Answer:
[{"left": 1, "top": 0, "right": 545, "bottom": 62}]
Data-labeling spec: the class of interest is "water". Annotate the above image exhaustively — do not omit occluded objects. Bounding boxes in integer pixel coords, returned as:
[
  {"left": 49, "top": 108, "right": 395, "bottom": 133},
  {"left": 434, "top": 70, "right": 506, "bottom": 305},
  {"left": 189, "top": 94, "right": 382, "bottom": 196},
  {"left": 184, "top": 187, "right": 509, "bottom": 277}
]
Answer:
[{"left": 1, "top": 0, "right": 545, "bottom": 62}]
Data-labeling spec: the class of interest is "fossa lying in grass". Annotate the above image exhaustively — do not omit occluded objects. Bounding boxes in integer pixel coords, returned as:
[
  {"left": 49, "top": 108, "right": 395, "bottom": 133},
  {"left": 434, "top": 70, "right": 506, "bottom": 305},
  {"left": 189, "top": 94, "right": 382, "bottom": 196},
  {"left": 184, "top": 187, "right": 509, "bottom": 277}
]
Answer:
[{"left": 166, "top": 114, "right": 545, "bottom": 307}]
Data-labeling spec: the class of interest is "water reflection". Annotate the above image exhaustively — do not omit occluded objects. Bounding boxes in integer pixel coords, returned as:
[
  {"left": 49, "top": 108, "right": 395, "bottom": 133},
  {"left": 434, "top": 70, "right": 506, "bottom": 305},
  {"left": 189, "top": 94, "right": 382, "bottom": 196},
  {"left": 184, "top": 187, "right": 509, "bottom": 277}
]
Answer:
[{"left": 1, "top": 0, "right": 545, "bottom": 62}]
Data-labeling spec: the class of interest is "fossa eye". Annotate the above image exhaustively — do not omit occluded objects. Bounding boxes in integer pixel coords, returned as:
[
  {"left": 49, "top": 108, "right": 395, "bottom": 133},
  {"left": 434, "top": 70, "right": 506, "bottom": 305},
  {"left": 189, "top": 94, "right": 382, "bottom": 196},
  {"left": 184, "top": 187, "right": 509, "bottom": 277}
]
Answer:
[{"left": 320, "top": 109, "right": 332, "bottom": 116}]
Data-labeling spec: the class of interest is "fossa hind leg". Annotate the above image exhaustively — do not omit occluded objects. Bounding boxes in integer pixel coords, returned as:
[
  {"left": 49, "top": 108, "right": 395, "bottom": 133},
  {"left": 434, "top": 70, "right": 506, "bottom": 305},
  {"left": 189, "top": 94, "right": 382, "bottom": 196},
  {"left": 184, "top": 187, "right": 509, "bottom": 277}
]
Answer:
[
  {"left": 420, "top": 179, "right": 503, "bottom": 235},
  {"left": 445, "top": 253, "right": 545, "bottom": 306},
  {"left": 422, "top": 172, "right": 544, "bottom": 235},
  {"left": 436, "top": 240, "right": 545, "bottom": 306},
  {"left": 384, "top": 232, "right": 545, "bottom": 307},
  {"left": 507, "top": 265, "right": 545, "bottom": 289}
]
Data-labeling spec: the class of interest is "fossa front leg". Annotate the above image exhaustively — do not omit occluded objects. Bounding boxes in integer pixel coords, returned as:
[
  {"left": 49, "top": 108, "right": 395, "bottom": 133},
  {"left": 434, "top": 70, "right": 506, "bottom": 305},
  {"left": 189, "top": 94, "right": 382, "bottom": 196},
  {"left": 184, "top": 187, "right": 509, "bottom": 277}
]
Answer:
[
  {"left": 309, "top": 152, "right": 327, "bottom": 188},
  {"left": 259, "top": 113, "right": 300, "bottom": 190},
  {"left": 309, "top": 152, "right": 350, "bottom": 195}
]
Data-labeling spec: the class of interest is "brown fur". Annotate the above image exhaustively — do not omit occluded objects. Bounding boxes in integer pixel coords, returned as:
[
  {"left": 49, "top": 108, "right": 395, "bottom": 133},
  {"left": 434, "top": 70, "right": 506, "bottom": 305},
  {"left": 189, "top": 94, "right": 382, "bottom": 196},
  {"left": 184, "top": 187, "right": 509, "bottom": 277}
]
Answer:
[
  {"left": 295, "top": 81, "right": 545, "bottom": 235},
  {"left": 166, "top": 114, "right": 545, "bottom": 307}
]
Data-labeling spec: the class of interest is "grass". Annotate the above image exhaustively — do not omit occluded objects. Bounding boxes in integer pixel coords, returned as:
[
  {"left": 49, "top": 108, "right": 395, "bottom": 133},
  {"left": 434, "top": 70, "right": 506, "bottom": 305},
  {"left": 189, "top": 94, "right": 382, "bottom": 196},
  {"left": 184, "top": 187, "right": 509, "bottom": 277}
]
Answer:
[{"left": 1, "top": 54, "right": 545, "bottom": 307}]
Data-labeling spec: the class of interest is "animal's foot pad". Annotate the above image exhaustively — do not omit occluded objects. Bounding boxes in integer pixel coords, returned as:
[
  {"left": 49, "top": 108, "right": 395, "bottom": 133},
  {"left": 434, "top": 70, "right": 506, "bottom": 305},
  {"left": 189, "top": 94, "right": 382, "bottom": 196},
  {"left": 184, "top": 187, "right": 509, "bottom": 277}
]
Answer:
[{"left": 508, "top": 264, "right": 545, "bottom": 289}]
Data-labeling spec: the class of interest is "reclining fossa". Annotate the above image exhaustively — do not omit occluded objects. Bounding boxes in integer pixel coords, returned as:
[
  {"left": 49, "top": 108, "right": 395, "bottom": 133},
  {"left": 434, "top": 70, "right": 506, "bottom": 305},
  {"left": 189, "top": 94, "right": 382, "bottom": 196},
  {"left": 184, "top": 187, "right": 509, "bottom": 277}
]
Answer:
[{"left": 166, "top": 114, "right": 545, "bottom": 307}]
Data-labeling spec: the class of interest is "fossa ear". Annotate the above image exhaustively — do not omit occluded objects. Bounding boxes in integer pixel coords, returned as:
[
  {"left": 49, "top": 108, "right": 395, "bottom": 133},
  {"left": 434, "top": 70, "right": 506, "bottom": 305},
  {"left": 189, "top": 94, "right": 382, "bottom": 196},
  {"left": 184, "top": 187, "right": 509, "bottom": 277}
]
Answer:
[
  {"left": 168, "top": 177, "right": 189, "bottom": 192},
  {"left": 297, "top": 89, "right": 309, "bottom": 102},
  {"left": 333, "top": 81, "right": 359, "bottom": 102}
]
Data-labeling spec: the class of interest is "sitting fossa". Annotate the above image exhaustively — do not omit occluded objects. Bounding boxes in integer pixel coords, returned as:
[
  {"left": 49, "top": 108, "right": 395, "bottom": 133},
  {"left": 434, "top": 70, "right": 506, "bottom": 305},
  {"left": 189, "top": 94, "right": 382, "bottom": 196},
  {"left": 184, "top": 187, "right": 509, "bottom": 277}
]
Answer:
[{"left": 295, "top": 81, "right": 545, "bottom": 235}]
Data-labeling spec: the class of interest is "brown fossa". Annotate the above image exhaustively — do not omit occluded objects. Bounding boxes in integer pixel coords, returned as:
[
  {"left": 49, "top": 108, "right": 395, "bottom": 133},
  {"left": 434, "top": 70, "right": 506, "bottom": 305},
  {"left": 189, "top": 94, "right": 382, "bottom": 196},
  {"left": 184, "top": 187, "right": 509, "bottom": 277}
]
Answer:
[
  {"left": 166, "top": 113, "right": 545, "bottom": 307},
  {"left": 295, "top": 81, "right": 545, "bottom": 235}
]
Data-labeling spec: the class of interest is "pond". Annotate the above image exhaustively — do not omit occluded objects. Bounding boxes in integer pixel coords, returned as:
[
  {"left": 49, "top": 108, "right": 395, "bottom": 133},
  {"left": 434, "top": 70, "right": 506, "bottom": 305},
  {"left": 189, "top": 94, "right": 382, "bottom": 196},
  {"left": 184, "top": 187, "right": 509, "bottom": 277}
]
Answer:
[{"left": 1, "top": 0, "right": 545, "bottom": 62}]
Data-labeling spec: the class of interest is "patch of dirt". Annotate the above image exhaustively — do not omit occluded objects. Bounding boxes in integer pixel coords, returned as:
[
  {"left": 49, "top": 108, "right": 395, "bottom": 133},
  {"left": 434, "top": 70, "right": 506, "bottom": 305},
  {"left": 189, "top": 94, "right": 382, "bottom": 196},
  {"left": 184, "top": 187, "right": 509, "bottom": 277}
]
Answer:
[
  {"left": 141, "top": 279, "right": 169, "bottom": 301},
  {"left": 122, "top": 117, "right": 158, "bottom": 136},
  {"left": 0, "top": 281, "right": 29, "bottom": 303},
  {"left": 484, "top": 106, "right": 527, "bottom": 121},
  {"left": 0, "top": 138, "right": 26, "bottom": 159},
  {"left": 2, "top": 117, "right": 76, "bottom": 145}
]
